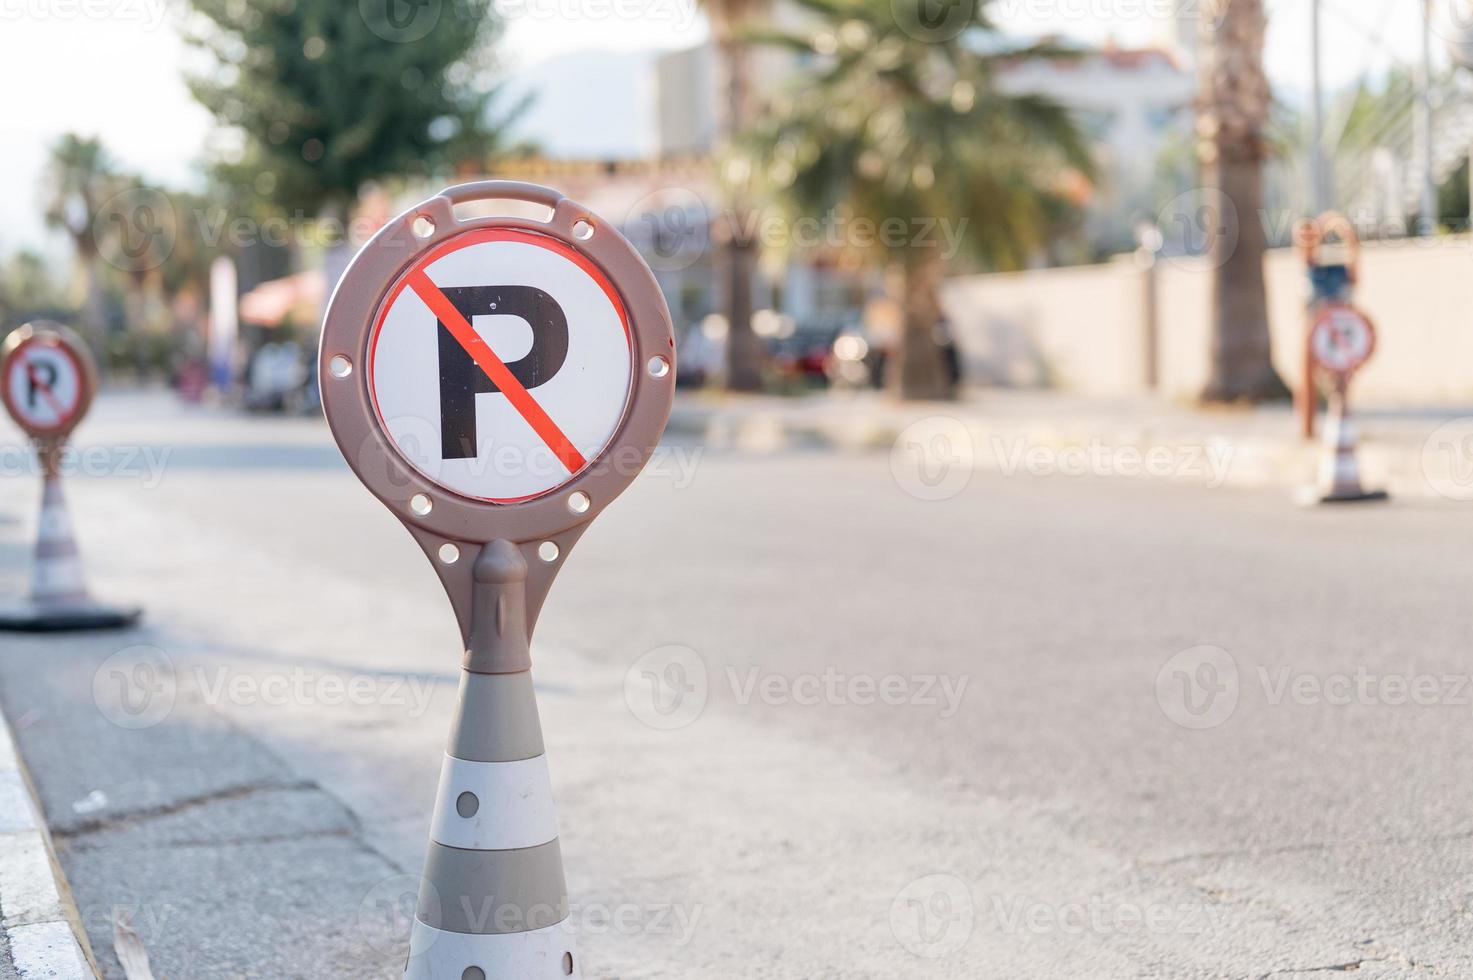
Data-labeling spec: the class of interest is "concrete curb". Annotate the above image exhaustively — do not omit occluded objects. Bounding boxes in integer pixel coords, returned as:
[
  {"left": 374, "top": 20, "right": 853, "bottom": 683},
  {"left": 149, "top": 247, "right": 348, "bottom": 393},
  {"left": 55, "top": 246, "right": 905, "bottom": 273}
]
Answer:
[
  {"left": 0, "top": 713, "right": 98, "bottom": 979},
  {"left": 669, "top": 393, "right": 1459, "bottom": 500}
]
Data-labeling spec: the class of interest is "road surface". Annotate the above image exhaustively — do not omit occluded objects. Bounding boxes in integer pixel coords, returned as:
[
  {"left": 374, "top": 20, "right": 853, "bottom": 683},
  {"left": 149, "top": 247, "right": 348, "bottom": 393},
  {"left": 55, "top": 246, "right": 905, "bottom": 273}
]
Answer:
[{"left": 0, "top": 392, "right": 1470, "bottom": 978}]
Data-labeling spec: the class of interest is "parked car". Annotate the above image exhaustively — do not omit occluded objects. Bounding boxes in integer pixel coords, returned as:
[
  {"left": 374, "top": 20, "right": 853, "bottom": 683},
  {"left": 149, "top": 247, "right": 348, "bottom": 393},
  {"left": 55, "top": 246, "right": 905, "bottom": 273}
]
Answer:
[
  {"left": 825, "top": 317, "right": 961, "bottom": 390},
  {"left": 825, "top": 325, "right": 886, "bottom": 390},
  {"left": 767, "top": 314, "right": 852, "bottom": 385}
]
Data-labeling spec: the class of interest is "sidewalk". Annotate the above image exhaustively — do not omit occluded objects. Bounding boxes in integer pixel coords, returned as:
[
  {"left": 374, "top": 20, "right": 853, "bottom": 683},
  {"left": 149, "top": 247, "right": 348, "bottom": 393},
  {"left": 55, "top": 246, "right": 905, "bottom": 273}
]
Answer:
[
  {"left": 669, "top": 388, "right": 1473, "bottom": 499},
  {"left": 0, "top": 711, "right": 96, "bottom": 980}
]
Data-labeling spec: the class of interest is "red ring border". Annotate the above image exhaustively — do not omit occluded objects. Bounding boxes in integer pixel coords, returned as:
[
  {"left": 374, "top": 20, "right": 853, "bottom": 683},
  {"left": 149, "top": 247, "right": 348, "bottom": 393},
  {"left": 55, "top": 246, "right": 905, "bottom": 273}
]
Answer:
[
  {"left": 365, "top": 226, "right": 636, "bottom": 505},
  {"left": 1, "top": 336, "right": 87, "bottom": 436},
  {"left": 1309, "top": 302, "right": 1376, "bottom": 377}
]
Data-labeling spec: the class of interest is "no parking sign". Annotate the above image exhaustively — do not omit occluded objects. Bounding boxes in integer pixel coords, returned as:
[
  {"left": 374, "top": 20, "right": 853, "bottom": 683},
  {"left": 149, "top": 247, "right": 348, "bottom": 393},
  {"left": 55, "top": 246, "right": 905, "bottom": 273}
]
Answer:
[
  {"left": 1302, "top": 303, "right": 1387, "bottom": 504},
  {"left": 1, "top": 325, "right": 93, "bottom": 440},
  {"left": 319, "top": 181, "right": 674, "bottom": 979},
  {"left": 1309, "top": 303, "right": 1375, "bottom": 380},
  {"left": 322, "top": 182, "right": 673, "bottom": 611},
  {"left": 367, "top": 228, "right": 635, "bottom": 502}
]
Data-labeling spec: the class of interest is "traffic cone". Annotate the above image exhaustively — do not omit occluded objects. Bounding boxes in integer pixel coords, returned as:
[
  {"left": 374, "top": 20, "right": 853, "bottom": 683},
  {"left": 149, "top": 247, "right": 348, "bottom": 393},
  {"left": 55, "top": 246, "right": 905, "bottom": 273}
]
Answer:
[
  {"left": 0, "top": 467, "right": 141, "bottom": 631},
  {"left": 404, "top": 541, "right": 579, "bottom": 979},
  {"left": 30, "top": 474, "right": 90, "bottom": 605},
  {"left": 1303, "top": 390, "right": 1387, "bottom": 504}
]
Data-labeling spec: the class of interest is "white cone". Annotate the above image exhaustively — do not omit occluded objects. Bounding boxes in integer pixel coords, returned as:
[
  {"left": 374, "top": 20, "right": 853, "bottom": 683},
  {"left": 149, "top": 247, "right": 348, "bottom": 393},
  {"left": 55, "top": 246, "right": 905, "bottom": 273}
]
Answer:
[
  {"left": 1309, "top": 394, "right": 1387, "bottom": 503},
  {"left": 30, "top": 475, "right": 90, "bottom": 605}
]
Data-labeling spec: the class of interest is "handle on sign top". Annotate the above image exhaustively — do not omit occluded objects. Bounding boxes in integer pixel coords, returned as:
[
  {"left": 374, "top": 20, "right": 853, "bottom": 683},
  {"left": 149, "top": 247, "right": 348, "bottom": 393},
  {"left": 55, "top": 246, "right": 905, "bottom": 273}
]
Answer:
[{"left": 439, "top": 180, "right": 565, "bottom": 211}]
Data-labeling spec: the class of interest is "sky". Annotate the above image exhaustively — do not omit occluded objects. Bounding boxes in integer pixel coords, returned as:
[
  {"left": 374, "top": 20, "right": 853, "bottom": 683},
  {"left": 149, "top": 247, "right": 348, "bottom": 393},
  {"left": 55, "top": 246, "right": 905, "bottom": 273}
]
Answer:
[{"left": 0, "top": 0, "right": 1444, "bottom": 258}]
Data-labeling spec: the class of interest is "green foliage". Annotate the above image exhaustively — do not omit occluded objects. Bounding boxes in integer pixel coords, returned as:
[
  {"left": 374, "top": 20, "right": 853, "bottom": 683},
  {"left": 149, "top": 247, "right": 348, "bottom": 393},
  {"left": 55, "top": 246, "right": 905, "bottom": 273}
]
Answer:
[
  {"left": 0, "top": 250, "right": 69, "bottom": 325},
  {"left": 103, "top": 327, "right": 181, "bottom": 377},
  {"left": 130, "top": 183, "right": 223, "bottom": 300},
  {"left": 1337, "top": 69, "right": 1416, "bottom": 156},
  {"left": 186, "top": 0, "right": 505, "bottom": 215},
  {"left": 1438, "top": 157, "right": 1469, "bottom": 229},
  {"left": 34, "top": 135, "right": 234, "bottom": 349},
  {"left": 742, "top": 0, "right": 1094, "bottom": 270}
]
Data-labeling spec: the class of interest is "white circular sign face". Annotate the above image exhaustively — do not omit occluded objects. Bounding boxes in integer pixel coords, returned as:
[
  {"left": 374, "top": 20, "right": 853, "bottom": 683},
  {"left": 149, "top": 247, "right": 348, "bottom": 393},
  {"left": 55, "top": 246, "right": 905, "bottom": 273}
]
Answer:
[
  {"left": 2, "top": 338, "right": 85, "bottom": 434},
  {"left": 368, "top": 229, "right": 634, "bottom": 503},
  {"left": 1310, "top": 305, "right": 1375, "bottom": 376}
]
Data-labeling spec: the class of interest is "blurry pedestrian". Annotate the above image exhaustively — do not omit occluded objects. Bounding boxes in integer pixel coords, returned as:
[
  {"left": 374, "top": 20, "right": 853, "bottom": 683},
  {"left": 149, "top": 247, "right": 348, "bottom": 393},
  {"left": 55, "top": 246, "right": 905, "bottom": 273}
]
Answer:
[{"left": 936, "top": 314, "right": 962, "bottom": 388}]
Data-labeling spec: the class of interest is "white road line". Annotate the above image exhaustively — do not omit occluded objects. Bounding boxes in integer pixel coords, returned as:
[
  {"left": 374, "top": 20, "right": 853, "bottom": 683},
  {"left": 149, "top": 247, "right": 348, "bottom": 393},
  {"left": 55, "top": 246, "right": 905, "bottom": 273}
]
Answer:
[{"left": 0, "top": 713, "right": 95, "bottom": 979}]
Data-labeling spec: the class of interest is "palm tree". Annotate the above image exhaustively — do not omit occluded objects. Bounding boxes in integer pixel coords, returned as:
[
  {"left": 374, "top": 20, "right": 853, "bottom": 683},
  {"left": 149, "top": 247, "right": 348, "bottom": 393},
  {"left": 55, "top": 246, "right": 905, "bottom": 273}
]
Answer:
[
  {"left": 0, "top": 251, "right": 66, "bottom": 326},
  {"left": 1198, "top": 0, "right": 1287, "bottom": 402},
  {"left": 43, "top": 134, "right": 116, "bottom": 352},
  {"left": 745, "top": 0, "right": 1093, "bottom": 399},
  {"left": 703, "top": 0, "right": 769, "bottom": 392}
]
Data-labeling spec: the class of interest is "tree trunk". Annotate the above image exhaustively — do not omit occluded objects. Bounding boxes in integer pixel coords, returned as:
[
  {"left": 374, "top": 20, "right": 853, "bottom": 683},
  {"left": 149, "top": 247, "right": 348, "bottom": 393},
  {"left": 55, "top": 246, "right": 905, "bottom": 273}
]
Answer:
[
  {"left": 715, "top": 28, "right": 764, "bottom": 393},
  {"left": 81, "top": 255, "right": 109, "bottom": 368},
  {"left": 723, "top": 233, "right": 763, "bottom": 391},
  {"left": 891, "top": 251, "right": 954, "bottom": 401},
  {"left": 1198, "top": 0, "right": 1288, "bottom": 403}
]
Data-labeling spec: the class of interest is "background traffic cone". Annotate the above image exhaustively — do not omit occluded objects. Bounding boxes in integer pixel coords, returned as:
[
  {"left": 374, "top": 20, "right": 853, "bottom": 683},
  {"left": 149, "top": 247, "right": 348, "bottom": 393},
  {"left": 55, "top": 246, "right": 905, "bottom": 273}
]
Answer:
[
  {"left": 0, "top": 462, "right": 141, "bottom": 631},
  {"left": 404, "top": 541, "right": 579, "bottom": 979},
  {"left": 1303, "top": 389, "right": 1388, "bottom": 504}
]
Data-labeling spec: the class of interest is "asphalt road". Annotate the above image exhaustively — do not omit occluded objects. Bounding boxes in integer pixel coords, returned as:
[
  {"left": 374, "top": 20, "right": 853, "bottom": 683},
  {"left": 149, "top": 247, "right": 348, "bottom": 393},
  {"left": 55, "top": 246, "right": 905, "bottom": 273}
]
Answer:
[{"left": 1, "top": 392, "right": 1471, "bottom": 979}]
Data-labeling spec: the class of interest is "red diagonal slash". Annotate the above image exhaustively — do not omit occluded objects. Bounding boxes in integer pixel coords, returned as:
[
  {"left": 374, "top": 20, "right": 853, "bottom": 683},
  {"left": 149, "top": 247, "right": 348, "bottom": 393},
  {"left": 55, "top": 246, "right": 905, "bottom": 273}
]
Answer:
[
  {"left": 23, "top": 358, "right": 67, "bottom": 420},
  {"left": 407, "top": 271, "right": 587, "bottom": 473}
]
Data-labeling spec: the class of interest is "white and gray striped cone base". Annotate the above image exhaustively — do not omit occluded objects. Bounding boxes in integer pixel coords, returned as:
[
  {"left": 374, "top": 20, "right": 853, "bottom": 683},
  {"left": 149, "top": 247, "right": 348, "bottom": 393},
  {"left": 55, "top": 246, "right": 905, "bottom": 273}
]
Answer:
[
  {"left": 1310, "top": 402, "right": 1387, "bottom": 504},
  {"left": 405, "top": 669, "right": 581, "bottom": 980},
  {"left": 0, "top": 476, "right": 141, "bottom": 631},
  {"left": 30, "top": 476, "right": 90, "bottom": 605}
]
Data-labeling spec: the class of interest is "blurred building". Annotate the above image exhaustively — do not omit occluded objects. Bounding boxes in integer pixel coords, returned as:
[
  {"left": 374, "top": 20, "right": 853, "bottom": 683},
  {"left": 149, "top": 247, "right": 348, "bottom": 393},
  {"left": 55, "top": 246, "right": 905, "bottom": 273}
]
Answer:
[
  {"left": 503, "top": 50, "right": 658, "bottom": 159},
  {"left": 654, "top": 45, "right": 717, "bottom": 158},
  {"left": 482, "top": 157, "right": 722, "bottom": 332},
  {"left": 997, "top": 45, "right": 1195, "bottom": 254},
  {"left": 647, "top": 7, "right": 870, "bottom": 338},
  {"left": 653, "top": 9, "right": 810, "bottom": 158}
]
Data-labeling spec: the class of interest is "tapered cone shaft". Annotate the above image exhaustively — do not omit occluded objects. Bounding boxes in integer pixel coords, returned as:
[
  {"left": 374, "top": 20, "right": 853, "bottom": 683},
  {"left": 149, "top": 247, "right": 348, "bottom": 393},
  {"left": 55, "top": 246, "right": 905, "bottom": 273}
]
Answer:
[
  {"left": 406, "top": 541, "right": 580, "bottom": 980},
  {"left": 30, "top": 474, "right": 90, "bottom": 605},
  {"left": 1316, "top": 392, "right": 1381, "bottom": 501}
]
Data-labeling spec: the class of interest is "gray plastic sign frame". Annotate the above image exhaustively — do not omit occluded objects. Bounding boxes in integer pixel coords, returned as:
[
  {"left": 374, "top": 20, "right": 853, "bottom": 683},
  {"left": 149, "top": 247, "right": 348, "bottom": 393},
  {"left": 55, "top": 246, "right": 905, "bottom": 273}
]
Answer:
[{"left": 318, "top": 180, "right": 675, "bottom": 642}]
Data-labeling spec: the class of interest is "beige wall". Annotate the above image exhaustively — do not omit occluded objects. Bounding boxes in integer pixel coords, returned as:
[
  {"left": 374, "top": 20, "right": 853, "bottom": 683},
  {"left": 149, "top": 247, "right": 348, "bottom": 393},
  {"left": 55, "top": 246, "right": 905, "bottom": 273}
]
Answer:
[
  {"left": 941, "top": 236, "right": 1473, "bottom": 406},
  {"left": 941, "top": 255, "right": 1149, "bottom": 396}
]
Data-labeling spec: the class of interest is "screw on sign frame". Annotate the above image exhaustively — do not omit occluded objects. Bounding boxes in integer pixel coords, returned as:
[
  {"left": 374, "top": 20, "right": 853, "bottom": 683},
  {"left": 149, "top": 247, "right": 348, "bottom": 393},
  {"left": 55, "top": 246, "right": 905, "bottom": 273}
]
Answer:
[
  {"left": 318, "top": 180, "right": 674, "bottom": 979},
  {"left": 1308, "top": 303, "right": 1376, "bottom": 384}
]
